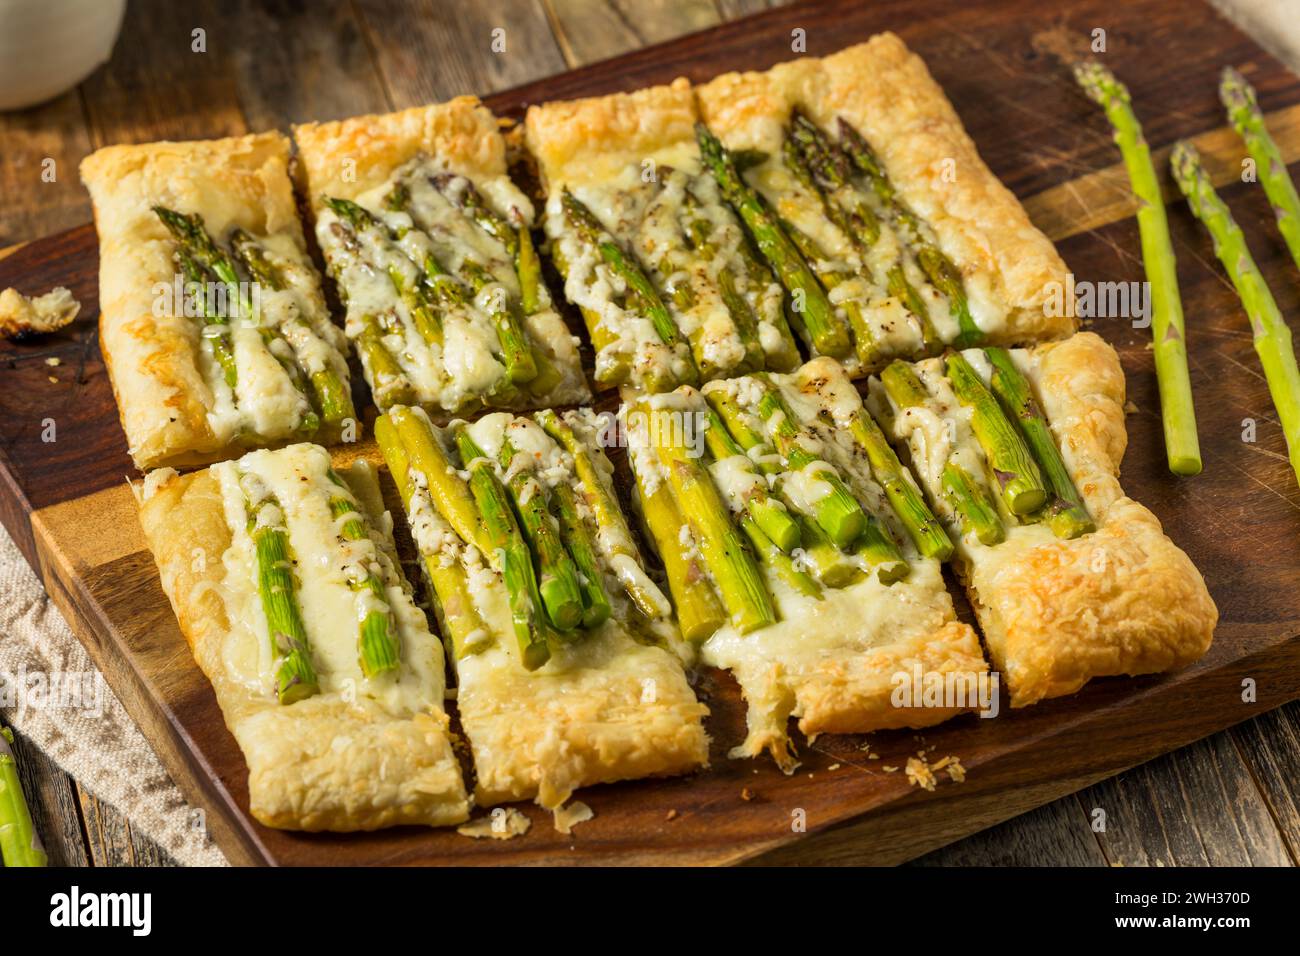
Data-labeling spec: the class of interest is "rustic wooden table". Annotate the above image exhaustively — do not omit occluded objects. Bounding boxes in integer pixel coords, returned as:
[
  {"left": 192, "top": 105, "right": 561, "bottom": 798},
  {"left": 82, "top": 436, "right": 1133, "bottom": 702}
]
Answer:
[{"left": 2, "top": 0, "right": 1298, "bottom": 867}]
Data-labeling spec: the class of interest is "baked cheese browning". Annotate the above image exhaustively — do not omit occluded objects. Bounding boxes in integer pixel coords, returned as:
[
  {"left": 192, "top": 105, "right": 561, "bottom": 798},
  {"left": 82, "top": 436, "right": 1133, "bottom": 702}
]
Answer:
[
  {"left": 294, "top": 100, "right": 589, "bottom": 417},
  {"left": 374, "top": 405, "right": 707, "bottom": 807},
  {"left": 694, "top": 34, "right": 1075, "bottom": 369},
  {"left": 524, "top": 80, "right": 802, "bottom": 393},
  {"left": 80, "top": 133, "right": 354, "bottom": 470},
  {"left": 628, "top": 360, "right": 979, "bottom": 768},
  {"left": 137, "top": 444, "right": 468, "bottom": 830},
  {"left": 867, "top": 333, "right": 1218, "bottom": 706}
]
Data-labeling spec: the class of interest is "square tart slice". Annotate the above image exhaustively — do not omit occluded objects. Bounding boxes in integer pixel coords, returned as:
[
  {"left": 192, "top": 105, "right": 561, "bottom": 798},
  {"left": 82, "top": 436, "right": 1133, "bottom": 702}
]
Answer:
[
  {"left": 81, "top": 133, "right": 355, "bottom": 470},
  {"left": 293, "top": 98, "right": 589, "bottom": 417},
  {"left": 137, "top": 443, "right": 469, "bottom": 831},
  {"left": 693, "top": 32, "right": 1075, "bottom": 376},
  {"left": 866, "top": 332, "right": 1218, "bottom": 706},
  {"left": 525, "top": 79, "right": 804, "bottom": 394},
  {"left": 373, "top": 404, "right": 708, "bottom": 809},
  {"left": 626, "top": 361, "right": 988, "bottom": 772}
]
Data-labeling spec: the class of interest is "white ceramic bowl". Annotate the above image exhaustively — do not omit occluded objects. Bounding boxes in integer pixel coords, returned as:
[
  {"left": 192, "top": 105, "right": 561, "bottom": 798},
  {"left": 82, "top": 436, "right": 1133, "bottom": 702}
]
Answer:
[{"left": 0, "top": 0, "right": 126, "bottom": 111}]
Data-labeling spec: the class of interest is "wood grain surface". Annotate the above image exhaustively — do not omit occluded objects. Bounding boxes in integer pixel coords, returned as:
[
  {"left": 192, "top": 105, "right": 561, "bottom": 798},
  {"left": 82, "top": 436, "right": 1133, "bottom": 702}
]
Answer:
[{"left": 2, "top": 0, "right": 1300, "bottom": 866}]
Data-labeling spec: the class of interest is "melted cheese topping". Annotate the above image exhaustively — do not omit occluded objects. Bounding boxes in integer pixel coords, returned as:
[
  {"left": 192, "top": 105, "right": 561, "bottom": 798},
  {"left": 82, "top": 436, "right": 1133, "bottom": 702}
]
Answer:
[{"left": 211, "top": 445, "right": 446, "bottom": 716}]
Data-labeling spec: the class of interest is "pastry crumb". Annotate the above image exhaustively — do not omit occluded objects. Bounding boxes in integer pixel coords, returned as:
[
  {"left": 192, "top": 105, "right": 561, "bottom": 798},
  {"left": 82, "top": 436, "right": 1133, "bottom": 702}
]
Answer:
[
  {"left": 552, "top": 800, "right": 594, "bottom": 835},
  {"left": 47, "top": 376, "right": 58, "bottom": 384},
  {"left": 665, "top": 809, "right": 678, "bottom": 822},
  {"left": 1124, "top": 401, "right": 1139, "bottom": 415},
  {"left": 740, "top": 787, "right": 754, "bottom": 802},
  {"left": 458, "top": 807, "right": 531, "bottom": 840},
  {"left": 0, "top": 286, "right": 79, "bottom": 340},
  {"left": 44, "top": 356, "right": 60, "bottom": 367},
  {"left": 906, "top": 756, "right": 937, "bottom": 791},
  {"left": 828, "top": 763, "right": 840, "bottom": 771}
]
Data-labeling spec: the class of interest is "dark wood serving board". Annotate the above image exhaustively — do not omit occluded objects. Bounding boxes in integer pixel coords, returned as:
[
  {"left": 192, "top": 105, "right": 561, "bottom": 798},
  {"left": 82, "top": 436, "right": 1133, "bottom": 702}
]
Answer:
[{"left": 4, "top": 0, "right": 1300, "bottom": 866}]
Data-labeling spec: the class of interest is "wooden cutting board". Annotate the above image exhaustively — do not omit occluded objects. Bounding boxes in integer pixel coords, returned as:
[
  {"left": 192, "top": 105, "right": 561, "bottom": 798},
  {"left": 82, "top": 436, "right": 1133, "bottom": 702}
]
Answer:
[{"left": 3, "top": 0, "right": 1300, "bottom": 866}]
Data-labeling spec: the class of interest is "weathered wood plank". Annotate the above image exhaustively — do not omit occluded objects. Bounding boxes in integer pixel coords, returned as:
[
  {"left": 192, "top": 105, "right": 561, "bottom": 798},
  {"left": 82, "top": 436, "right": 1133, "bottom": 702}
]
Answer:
[
  {"left": 0, "top": 92, "right": 95, "bottom": 246},
  {"left": 354, "top": 0, "right": 567, "bottom": 105},
  {"left": 76, "top": 785, "right": 179, "bottom": 867},
  {"left": 1078, "top": 732, "right": 1293, "bottom": 866},
  {"left": 6, "top": 727, "right": 89, "bottom": 867},
  {"left": 911, "top": 796, "right": 1107, "bottom": 866},
  {"left": 544, "top": 0, "right": 720, "bottom": 66},
  {"left": 1229, "top": 701, "right": 1300, "bottom": 861}
]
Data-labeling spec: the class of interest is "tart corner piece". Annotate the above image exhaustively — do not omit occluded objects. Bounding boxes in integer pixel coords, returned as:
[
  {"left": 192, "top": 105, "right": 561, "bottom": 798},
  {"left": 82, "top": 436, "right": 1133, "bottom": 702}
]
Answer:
[
  {"left": 869, "top": 331, "right": 1217, "bottom": 708},
  {"left": 137, "top": 444, "right": 469, "bottom": 831},
  {"left": 693, "top": 32, "right": 1074, "bottom": 369},
  {"left": 627, "top": 360, "right": 987, "bottom": 770},
  {"left": 292, "top": 100, "right": 589, "bottom": 418},
  {"left": 374, "top": 405, "right": 708, "bottom": 810},
  {"left": 81, "top": 132, "right": 353, "bottom": 471}
]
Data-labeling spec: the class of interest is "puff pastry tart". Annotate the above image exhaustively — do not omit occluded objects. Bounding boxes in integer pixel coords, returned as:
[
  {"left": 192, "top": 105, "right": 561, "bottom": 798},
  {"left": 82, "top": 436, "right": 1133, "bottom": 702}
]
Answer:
[
  {"left": 137, "top": 444, "right": 469, "bottom": 830},
  {"left": 81, "top": 133, "right": 355, "bottom": 470},
  {"left": 293, "top": 99, "right": 590, "bottom": 417},
  {"left": 373, "top": 405, "right": 708, "bottom": 808},
  {"left": 625, "top": 361, "right": 987, "bottom": 770},
  {"left": 692, "top": 33, "right": 1076, "bottom": 375},
  {"left": 525, "top": 80, "right": 804, "bottom": 393},
  {"left": 865, "top": 332, "right": 1218, "bottom": 706}
]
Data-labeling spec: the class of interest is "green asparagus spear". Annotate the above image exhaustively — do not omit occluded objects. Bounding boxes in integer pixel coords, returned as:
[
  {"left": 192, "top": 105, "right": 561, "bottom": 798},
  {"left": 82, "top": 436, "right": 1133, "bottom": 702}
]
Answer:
[
  {"left": 702, "top": 401, "right": 801, "bottom": 552},
  {"left": 945, "top": 351, "right": 1047, "bottom": 516},
  {"left": 1172, "top": 140, "right": 1300, "bottom": 487},
  {"left": 835, "top": 119, "right": 984, "bottom": 348},
  {"left": 879, "top": 360, "right": 1004, "bottom": 545},
  {"left": 549, "top": 241, "right": 635, "bottom": 388},
  {"left": 550, "top": 483, "right": 613, "bottom": 628},
  {"left": 453, "top": 425, "right": 552, "bottom": 669},
  {"left": 846, "top": 406, "right": 953, "bottom": 560},
  {"left": 1074, "top": 62, "right": 1201, "bottom": 476},
  {"left": 326, "top": 471, "right": 402, "bottom": 677},
  {"left": 389, "top": 406, "right": 489, "bottom": 556},
  {"left": 498, "top": 433, "right": 585, "bottom": 631},
  {"left": 852, "top": 516, "right": 910, "bottom": 584},
  {"left": 461, "top": 258, "right": 539, "bottom": 386},
  {"left": 230, "top": 228, "right": 356, "bottom": 428},
  {"left": 357, "top": 314, "right": 416, "bottom": 408},
  {"left": 639, "top": 400, "right": 776, "bottom": 633},
  {"left": 241, "top": 473, "right": 319, "bottom": 703},
  {"left": 702, "top": 386, "right": 784, "bottom": 474},
  {"left": 562, "top": 189, "right": 698, "bottom": 387},
  {"left": 1221, "top": 66, "right": 1300, "bottom": 270},
  {"left": 375, "top": 414, "right": 491, "bottom": 659},
  {"left": 752, "top": 374, "right": 866, "bottom": 548},
  {"left": 740, "top": 513, "right": 821, "bottom": 599},
  {"left": 696, "top": 123, "right": 853, "bottom": 359},
  {"left": 984, "top": 348, "right": 1094, "bottom": 538},
  {"left": 176, "top": 248, "right": 238, "bottom": 388},
  {"left": 0, "top": 726, "right": 46, "bottom": 867},
  {"left": 787, "top": 509, "right": 859, "bottom": 587},
  {"left": 535, "top": 409, "right": 671, "bottom": 620}
]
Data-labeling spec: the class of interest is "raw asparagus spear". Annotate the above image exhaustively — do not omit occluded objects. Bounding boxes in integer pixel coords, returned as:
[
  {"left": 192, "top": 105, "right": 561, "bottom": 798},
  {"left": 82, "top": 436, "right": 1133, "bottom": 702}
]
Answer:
[
  {"left": 984, "top": 348, "right": 1094, "bottom": 538},
  {"left": 0, "top": 726, "right": 46, "bottom": 867},
  {"left": 453, "top": 425, "right": 552, "bottom": 670},
  {"left": 498, "top": 433, "right": 585, "bottom": 631},
  {"left": 945, "top": 351, "right": 1046, "bottom": 516},
  {"left": 696, "top": 123, "right": 853, "bottom": 359},
  {"left": 562, "top": 189, "right": 699, "bottom": 387},
  {"left": 638, "top": 400, "right": 776, "bottom": 633},
  {"left": 230, "top": 228, "right": 356, "bottom": 428},
  {"left": 375, "top": 413, "right": 490, "bottom": 659},
  {"left": 879, "top": 359, "right": 1004, "bottom": 545},
  {"left": 240, "top": 472, "right": 319, "bottom": 703},
  {"left": 702, "top": 401, "right": 801, "bottom": 552},
  {"left": 1172, "top": 141, "right": 1300, "bottom": 487},
  {"left": 845, "top": 406, "right": 953, "bottom": 560},
  {"left": 535, "top": 410, "right": 670, "bottom": 621},
  {"left": 1221, "top": 66, "right": 1300, "bottom": 270},
  {"left": 1074, "top": 62, "right": 1201, "bottom": 476},
  {"left": 326, "top": 471, "right": 402, "bottom": 677},
  {"left": 834, "top": 118, "right": 985, "bottom": 348},
  {"left": 752, "top": 374, "right": 867, "bottom": 548}
]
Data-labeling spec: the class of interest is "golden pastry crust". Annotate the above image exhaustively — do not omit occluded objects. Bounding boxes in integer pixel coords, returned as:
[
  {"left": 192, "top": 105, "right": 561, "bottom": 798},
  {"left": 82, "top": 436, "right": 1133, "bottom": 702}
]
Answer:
[
  {"left": 966, "top": 332, "right": 1217, "bottom": 706},
  {"left": 458, "top": 635, "right": 709, "bottom": 809},
  {"left": 137, "top": 462, "right": 469, "bottom": 831},
  {"left": 81, "top": 133, "right": 338, "bottom": 470},
  {"left": 694, "top": 33, "right": 1074, "bottom": 346},
  {"left": 524, "top": 78, "right": 697, "bottom": 188},
  {"left": 293, "top": 97, "right": 509, "bottom": 210}
]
